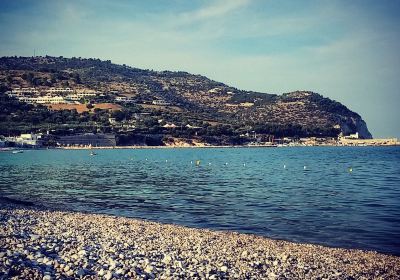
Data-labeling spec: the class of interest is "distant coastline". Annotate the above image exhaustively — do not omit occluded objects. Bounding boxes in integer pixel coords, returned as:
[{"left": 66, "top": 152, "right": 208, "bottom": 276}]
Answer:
[
  {"left": 59, "top": 142, "right": 400, "bottom": 150},
  {"left": 2, "top": 141, "right": 399, "bottom": 152}
]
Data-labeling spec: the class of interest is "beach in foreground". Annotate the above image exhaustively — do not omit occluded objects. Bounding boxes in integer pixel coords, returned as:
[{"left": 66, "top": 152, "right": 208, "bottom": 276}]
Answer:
[{"left": 1, "top": 199, "right": 399, "bottom": 280}]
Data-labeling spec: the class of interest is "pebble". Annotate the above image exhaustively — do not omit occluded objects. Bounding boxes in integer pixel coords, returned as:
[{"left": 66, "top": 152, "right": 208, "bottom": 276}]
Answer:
[
  {"left": 97, "top": 268, "right": 104, "bottom": 276},
  {"left": 144, "top": 265, "right": 154, "bottom": 274},
  {"left": 0, "top": 200, "right": 399, "bottom": 279},
  {"left": 78, "top": 250, "right": 86, "bottom": 256},
  {"left": 30, "top": 234, "right": 40, "bottom": 241},
  {"left": 116, "top": 268, "right": 125, "bottom": 275},
  {"left": 104, "top": 271, "right": 113, "bottom": 280},
  {"left": 162, "top": 254, "right": 172, "bottom": 265},
  {"left": 76, "top": 268, "right": 86, "bottom": 276}
]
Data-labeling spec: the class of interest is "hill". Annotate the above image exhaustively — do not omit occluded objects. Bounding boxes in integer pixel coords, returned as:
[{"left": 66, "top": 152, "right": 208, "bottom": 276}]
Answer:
[{"left": 0, "top": 56, "right": 372, "bottom": 145}]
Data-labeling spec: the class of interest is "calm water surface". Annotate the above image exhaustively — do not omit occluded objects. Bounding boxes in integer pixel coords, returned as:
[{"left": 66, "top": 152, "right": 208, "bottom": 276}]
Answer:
[{"left": 1, "top": 147, "right": 399, "bottom": 255}]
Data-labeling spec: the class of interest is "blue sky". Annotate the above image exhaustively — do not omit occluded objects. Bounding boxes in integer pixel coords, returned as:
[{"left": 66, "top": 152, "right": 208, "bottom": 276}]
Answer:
[{"left": 0, "top": 0, "right": 399, "bottom": 138}]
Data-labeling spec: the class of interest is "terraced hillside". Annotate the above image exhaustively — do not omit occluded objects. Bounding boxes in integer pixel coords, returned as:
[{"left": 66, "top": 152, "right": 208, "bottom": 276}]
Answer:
[{"left": 0, "top": 56, "right": 372, "bottom": 140}]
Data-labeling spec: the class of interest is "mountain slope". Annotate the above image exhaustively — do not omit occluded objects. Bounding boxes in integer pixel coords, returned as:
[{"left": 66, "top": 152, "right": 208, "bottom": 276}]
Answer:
[{"left": 0, "top": 56, "right": 372, "bottom": 139}]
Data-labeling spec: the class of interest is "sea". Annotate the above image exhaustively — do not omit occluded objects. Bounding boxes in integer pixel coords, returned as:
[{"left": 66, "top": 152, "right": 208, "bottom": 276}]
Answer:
[{"left": 1, "top": 146, "right": 399, "bottom": 255}]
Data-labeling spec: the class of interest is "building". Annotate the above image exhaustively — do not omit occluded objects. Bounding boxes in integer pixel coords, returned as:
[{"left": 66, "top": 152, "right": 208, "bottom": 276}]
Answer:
[
  {"left": 47, "top": 88, "right": 74, "bottom": 94},
  {"left": 17, "top": 96, "right": 66, "bottom": 104},
  {"left": 152, "top": 99, "right": 170, "bottom": 106},
  {"left": 208, "top": 88, "right": 222, "bottom": 94},
  {"left": 36, "top": 96, "right": 66, "bottom": 104},
  {"left": 115, "top": 96, "right": 134, "bottom": 103},
  {"left": 65, "top": 94, "right": 81, "bottom": 101},
  {"left": 6, "top": 133, "right": 43, "bottom": 147},
  {"left": 10, "top": 87, "right": 39, "bottom": 96},
  {"left": 163, "top": 123, "right": 177, "bottom": 128},
  {"left": 57, "top": 133, "right": 116, "bottom": 147},
  {"left": 77, "top": 92, "right": 97, "bottom": 98},
  {"left": 344, "top": 132, "right": 359, "bottom": 139}
]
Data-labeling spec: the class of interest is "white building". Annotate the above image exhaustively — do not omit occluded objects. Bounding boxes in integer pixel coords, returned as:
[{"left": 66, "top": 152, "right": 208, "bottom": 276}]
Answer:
[
  {"left": 77, "top": 92, "right": 97, "bottom": 98},
  {"left": 18, "top": 96, "right": 66, "bottom": 104},
  {"left": 343, "top": 132, "right": 359, "bottom": 139},
  {"left": 6, "top": 133, "right": 43, "bottom": 147},
  {"left": 152, "top": 99, "right": 170, "bottom": 106},
  {"left": 115, "top": 96, "right": 134, "bottom": 102},
  {"left": 36, "top": 96, "right": 66, "bottom": 104},
  {"left": 47, "top": 87, "right": 74, "bottom": 94},
  {"left": 65, "top": 94, "right": 81, "bottom": 101},
  {"left": 208, "top": 88, "right": 221, "bottom": 94},
  {"left": 10, "top": 87, "right": 39, "bottom": 96},
  {"left": 163, "top": 123, "right": 177, "bottom": 128}
]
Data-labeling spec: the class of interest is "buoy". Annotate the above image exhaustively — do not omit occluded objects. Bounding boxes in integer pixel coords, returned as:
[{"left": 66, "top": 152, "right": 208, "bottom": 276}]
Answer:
[
  {"left": 283, "top": 164, "right": 286, "bottom": 169},
  {"left": 225, "top": 162, "right": 228, "bottom": 165},
  {"left": 145, "top": 158, "right": 148, "bottom": 161},
  {"left": 304, "top": 166, "right": 307, "bottom": 170},
  {"left": 165, "top": 159, "right": 168, "bottom": 163},
  {"left": 190, "top": 161, "right": 193, "bottom": 164},
  {"left": 349, "top": 167, "right": 353, "bottom": 173},
  {"left": 243, "top": 163, "right": 246, "bottom": 167},
  {"left": 209, "top": 162, "right": 212, "bottom": 165}
]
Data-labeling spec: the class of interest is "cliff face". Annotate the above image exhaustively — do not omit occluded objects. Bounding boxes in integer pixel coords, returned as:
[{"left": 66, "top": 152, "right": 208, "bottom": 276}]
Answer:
[
  {"left": 0, "top": 56, "right": 373, "bottom": 138},
  {"left": 338, "top": 117, "right": 372, "bottom": 139}
]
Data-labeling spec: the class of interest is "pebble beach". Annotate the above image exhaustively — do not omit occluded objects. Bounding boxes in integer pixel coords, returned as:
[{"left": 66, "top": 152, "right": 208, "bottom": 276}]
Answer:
[{"left": 1, "top": 199, "right": 399, "bottom": 280}]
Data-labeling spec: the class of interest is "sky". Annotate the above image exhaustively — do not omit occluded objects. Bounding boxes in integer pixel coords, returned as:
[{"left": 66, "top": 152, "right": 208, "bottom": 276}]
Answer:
[{"left": 0, "top": 0, "right": 399, "bottom": 138}]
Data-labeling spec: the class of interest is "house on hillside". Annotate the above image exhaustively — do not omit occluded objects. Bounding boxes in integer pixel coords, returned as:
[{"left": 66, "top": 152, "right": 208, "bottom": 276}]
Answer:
[
  {"left": 152, "top": 99, "right": 170, "bottom": 106},
  {"left": 47, "top": 87, "right": 74, "bottom": 94},
  {"left": 162, "top": 123, "right": 177, "bottom": 128},
  {"left": 115, "top": 96, "right": 135, "bottom": 103}
]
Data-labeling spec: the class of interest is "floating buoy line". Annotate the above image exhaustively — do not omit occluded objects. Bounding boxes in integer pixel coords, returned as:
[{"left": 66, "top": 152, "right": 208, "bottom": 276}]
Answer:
[{"left": 125, "top": 157, "right": 355, "bottom": 173}]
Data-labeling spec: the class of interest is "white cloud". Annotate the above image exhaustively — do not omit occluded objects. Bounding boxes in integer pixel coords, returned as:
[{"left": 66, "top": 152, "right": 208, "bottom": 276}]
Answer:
[{"left": 178, "top": 0, "right": 250, "bottom": 23}]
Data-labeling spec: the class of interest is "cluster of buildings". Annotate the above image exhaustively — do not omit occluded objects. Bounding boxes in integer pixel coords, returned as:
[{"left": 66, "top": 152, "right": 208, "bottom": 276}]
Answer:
[
  {"left": 6, "top": 87, "right": 98, "bottom": 104},
  {"left": 2, "top": 133, "right": 44, "bottom": 147},
  {"left": 56, "top": 133, "right": 116, "bottom": 147},
  {"left": 246, "top": 135, "right": 399, "bottom": 147},
  {"left": 1, "top": 133, "right": 117, "bottom": 148},
  {"left": 6, "top": 87, "right": 173, "bottom": 107}
]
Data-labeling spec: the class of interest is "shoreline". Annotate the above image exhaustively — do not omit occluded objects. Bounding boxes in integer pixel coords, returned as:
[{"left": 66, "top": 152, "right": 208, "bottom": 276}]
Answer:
[
  {"left": 1, "top": 198, "right": 399, "bottom": 279},
  {"left": 60, "top": 144, "right": 400, "bottom": 150},
  {"left": 2, "top": 144, "right": 399, "bottom": 152}
]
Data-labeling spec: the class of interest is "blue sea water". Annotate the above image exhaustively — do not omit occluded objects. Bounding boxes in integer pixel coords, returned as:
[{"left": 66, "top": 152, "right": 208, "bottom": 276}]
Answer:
[{"left": 0, "top": 146, "right": 399, "bottom": 255}]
